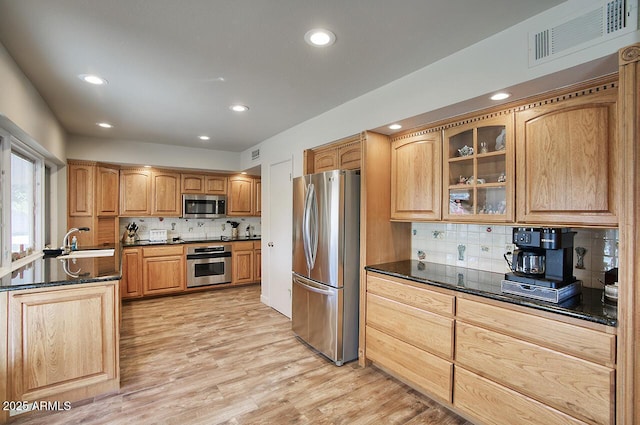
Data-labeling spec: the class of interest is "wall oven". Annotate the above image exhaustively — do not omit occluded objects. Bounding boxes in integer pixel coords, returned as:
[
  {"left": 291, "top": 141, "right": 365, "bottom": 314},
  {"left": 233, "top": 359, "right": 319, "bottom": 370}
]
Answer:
[
  {"left": 186, "top": 245, "right": 232, "bottom": 287},
  {"left": 182, "top": 194, "right": 226, "bottom": 218}
]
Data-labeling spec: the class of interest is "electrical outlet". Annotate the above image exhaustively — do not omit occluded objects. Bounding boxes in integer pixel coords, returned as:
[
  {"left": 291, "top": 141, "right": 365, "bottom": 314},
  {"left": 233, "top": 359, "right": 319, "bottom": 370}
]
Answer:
[{"left": 505, "top": 244, "right": 515, "bottom": 253}]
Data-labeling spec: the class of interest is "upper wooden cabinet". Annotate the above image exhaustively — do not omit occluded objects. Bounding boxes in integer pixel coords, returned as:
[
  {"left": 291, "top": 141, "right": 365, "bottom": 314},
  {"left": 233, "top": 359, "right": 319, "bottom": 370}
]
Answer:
[
  {"left": 390, "top": 130, "right": 442, "bottom": 221},
  {"left": 515, "top": 87, "right": 618, "bottom": 226},
  {"left": 96, "top": 166, "right": 119, "bottom": 216},
  {"left": 120, "top": 168, "right": 180, "bottom": 217},
  {"left": 151, "top": 170, "right": 181, "bottom": 216},
  {"left": 443, "top": 113, "right": 515, "bottom": 222},
  {"left": 120, "top": 168, "right": 152, "bottom": 216},
  {"left": 227, "top": 174, "right": 260, "bottom": 216},
  {"left": 181, "top": 173, "right": 227, "bottom": 195},
  {"left": 304, "top": 133, "right": 362, "bottom": 174},
  {"left": 68, "top": 162, "right": 95, "bottom": 217}
]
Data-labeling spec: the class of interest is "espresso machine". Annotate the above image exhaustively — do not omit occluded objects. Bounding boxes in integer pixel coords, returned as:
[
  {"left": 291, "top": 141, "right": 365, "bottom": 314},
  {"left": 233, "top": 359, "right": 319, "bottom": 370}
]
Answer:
[{"left": 502, "top": 227, "right": 581, "bottom": 303}]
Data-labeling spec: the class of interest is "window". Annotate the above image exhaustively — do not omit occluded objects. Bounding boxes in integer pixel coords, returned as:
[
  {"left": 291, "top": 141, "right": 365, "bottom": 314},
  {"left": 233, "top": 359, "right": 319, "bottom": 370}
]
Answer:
[
  {"left": 0, "top": 135, "right": 46, "bottom": 266},
  {"left": 11, "top": 151, "right": 36, "bottom": 256}
]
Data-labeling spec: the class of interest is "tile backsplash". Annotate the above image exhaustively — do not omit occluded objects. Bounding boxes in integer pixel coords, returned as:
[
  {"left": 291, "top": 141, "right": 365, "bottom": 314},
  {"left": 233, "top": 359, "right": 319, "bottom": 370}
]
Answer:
[
  {"left": 119, "top": 217, "right": 261, "bottom": 241},
  {"left": 411, "top": 223, "right": 618, "bottom": 288}
]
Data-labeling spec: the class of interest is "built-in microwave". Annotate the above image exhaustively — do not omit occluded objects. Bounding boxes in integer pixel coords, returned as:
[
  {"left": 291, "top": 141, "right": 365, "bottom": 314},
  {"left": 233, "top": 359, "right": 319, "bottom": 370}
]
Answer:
[{"left": 182, "top": 194, "right": 226, "bottom": 218}]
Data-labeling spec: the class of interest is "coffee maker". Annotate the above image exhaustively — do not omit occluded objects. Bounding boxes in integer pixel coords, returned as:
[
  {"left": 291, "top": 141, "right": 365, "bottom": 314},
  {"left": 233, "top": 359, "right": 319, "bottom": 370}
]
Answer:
[{"left": 505, "top": 227, "right": 577, "bottom": 289}]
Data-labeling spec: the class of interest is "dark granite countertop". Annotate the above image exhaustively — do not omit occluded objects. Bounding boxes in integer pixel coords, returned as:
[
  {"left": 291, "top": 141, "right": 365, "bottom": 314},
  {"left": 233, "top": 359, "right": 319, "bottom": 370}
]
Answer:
[
  {"left": 122, "top": 236, "right": 261, "bottom": 247},
  {"left": 365, "top": 260, "right": 617, "bottom": 327},
  {"left": 1, "top": 246, "right": 121, "bottom": 292}
]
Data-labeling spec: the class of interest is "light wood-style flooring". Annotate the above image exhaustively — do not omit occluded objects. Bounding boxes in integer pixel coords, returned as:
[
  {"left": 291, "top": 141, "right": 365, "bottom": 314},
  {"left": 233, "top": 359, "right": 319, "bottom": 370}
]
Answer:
[{"left": 8, "top": 285, "right": 471, "bottom": 425}]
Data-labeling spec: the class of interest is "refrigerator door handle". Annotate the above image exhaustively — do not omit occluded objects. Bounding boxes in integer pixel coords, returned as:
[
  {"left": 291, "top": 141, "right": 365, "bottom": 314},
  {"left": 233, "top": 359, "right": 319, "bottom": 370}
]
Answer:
[
  {"left": 294, "top": 275, "right": 334, "bottom": 296},
  {"left": 302, "top": 183, "right": 318, "bottom": 270}
]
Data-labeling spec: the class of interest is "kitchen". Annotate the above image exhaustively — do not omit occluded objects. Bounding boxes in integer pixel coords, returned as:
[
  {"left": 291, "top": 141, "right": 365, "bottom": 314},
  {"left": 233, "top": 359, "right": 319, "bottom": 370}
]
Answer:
[{"left": 0, "top": 1, "right": 639, "bottom": 424}]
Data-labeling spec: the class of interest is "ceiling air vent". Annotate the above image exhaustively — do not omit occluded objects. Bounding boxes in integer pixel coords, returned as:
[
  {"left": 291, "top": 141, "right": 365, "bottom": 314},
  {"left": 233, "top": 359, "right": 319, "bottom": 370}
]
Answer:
[
  {"left": 529, "top": 0, "right": 638, "bottom": 66},
  {"left": 251, "top": 148, "right": 260, "bottom": 161}
]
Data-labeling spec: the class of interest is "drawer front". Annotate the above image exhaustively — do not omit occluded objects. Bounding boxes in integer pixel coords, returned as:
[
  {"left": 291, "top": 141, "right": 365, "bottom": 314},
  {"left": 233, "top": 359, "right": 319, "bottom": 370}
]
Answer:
[
  {"left": 456, "top": 322, "right": 614, "bottom": 425},
  {"left": 454, "top": 367, "right": 589, "bottom": 425},
  {"left": 142, "top": 245, "right": 184, "bottom": 257},
  {"left": 367, "top": 273, "right": 454, "bottom": 316},
  {"left": 233, "top": 241, "right": 254, "bottom": 250},
  {"left": 456, "top": 297, "right": 616, "bottom": 366},
  {"left": 366, "top": 293, "right": 453, "bottom": 359},
  {"left": 366, "top": 326, "right": 452, "bottom": 403}
]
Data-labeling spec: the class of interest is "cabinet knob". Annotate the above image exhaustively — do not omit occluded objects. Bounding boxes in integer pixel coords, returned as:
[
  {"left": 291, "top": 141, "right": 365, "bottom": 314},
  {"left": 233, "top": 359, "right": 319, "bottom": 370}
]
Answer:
[{"left": 268, "top": 242, "right": 274, "bottom": 247}]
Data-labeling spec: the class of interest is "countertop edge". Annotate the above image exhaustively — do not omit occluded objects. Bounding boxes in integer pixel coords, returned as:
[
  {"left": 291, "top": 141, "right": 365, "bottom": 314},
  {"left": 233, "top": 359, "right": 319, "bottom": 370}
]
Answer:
[{"left": 365, "top": 263, "right": 618, "bottom": 328}]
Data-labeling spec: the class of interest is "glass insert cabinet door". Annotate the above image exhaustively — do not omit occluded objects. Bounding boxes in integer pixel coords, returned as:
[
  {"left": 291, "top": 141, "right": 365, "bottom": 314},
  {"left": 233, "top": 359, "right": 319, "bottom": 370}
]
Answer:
[{"left": 443, "top": 113, "right": 514, "bottom": 222}]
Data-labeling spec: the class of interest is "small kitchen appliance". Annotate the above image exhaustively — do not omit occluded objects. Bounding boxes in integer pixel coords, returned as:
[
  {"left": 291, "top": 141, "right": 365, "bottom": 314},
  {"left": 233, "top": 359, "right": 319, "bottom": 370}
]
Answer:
[
  {"left": 149, "top": 229, "right": 168, "bottom": 242},
  {"left": 502, "top": 227, "right": 581, "bottom": 303}
]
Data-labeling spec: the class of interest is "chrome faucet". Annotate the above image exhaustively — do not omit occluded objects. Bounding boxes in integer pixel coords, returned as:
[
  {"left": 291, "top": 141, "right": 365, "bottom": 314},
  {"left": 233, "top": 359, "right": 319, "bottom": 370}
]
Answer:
[{"left": 62, "top": 227, "right": 90, "bottom": 253}]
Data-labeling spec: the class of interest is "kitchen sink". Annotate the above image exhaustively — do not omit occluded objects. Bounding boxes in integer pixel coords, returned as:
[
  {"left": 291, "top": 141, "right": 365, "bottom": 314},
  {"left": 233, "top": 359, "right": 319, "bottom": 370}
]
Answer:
[{"left": 57, "top": 248, "right": 115, "bottom": 259}]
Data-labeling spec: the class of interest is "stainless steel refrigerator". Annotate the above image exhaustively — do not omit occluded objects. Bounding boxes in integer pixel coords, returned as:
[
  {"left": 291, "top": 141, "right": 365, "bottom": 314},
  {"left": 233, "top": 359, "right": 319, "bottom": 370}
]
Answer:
[{"left": 291, "top": 169, "right": 360, "bottom": 366}]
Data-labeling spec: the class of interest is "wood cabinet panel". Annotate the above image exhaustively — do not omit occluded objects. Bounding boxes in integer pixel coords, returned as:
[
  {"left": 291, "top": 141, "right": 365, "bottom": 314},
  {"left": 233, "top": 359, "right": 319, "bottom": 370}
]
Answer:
[
  {"left": 254, "top": 248, "right": 261, "bottom": 281},
  {"left": 313, "top": 147, "right": 338, "bottom": 173},
  {"left": 142, "top": 255, "right": 185, "bottom": 295},
  {"left": 181, "top": 174, "right": 205, "bottom": 193},
  {"left": 515, "top": 89, "right": 618, "bottom": 225},
  {"left": 96, "top": 166, "right": 119, "bottom": 216},
  {"left": 68, "top": 163, "right": 94, "bottom": 217},
  {"left": 456, "top": 297, "right": 616, "bottom": 366},
  {"left": 454, "top": 367, "right": 588, "bottom": 425},
  {"left": 390, "top": 132, "right": 442, "bottom": 221},
  {"left": 254, "top": 178, "right": 261, "bottom": 215},
  {"left": 232, "top": 249, "right": 254, "bottom": 284},
  {"left": 151, "top": 170, "right": 180, "bottom": 216},
  {"left": 367, "top": 273, "right": 454, "bottom": 316},
  {"left": 366, "top": 293, "right": 453, "bottom": 359},
  {"left": 120, "top": 169, "right": 151, "bottom": 216},
  {"left": 121, "top": 248, "right": 142, "bottom": 299},
  {"left": 8, "top": 284, "right": 119, "bottom": 401},
  {"left": 366, "top": 326, "right": 452, "bottom": 403},
  {"left": 205, "top": 175, "right": 228, "bottom": 195},
  {"left": 227, "top": 175, "right": 254, "bottom": 216},
  {"left": 142, "top": 245, "right": 183, "bottom": 257},
  {"left": 455, "top": 322, "right": 614, "bottom": 425},
  {"left": 337, "top": 141, "right": 361, "bottom": 170}
]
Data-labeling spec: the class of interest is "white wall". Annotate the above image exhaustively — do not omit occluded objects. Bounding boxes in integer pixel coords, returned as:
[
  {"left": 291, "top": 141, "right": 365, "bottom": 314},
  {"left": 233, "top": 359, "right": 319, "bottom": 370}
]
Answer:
[
  {"left": 67, "top": 135, "right": 241, "bottom": 172},
  {"left": 0, "top": 43, "right": 66, "bottom": 164}
]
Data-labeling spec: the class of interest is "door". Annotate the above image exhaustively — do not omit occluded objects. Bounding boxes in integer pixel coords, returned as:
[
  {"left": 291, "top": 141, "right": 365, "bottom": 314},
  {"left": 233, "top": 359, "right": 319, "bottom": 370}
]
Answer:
[
  {"left": 292, "top": 273, "right": 341, "bottom": 362},
  {"left": 268, "top": 158, "right": 293, "bottom": 317}
]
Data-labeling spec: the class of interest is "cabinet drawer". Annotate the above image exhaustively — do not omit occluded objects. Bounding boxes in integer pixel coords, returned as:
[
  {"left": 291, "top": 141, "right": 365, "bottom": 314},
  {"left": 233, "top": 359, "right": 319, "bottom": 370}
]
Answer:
[
  {"left": 366, "top": 326, "right": 452, "bottom": 403},
  {"left": 366, "top": 293, "right": 453, "bottom": 359},
  {"left": 367, "top": 273, "right": 454, "bottom": 316},
  {"left": 456, "top": 322, "right": 614, "bottom": 425},
  {"left": 142, "top": 245, "right": 184, "bottom": 257},
  {"left": 456, "top": 297, "right": 615, "bottom": 366},
  {"left": 233, "top": 241, "right": 254, "bottom": 251},
  {"left": 454, "top": 367, "right": 588, "bottom": 425}
]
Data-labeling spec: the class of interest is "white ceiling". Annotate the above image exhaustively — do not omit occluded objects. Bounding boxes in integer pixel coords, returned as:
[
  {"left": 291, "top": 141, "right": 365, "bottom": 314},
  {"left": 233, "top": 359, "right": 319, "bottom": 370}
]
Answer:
[{"left": 0, "top": 0, "right": 565, "bottom": 152}]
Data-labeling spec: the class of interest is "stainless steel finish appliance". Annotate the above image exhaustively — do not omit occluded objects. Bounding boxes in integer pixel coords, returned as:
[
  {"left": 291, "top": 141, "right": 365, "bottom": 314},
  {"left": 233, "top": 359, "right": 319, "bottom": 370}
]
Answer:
[
  {"left": 182, "top": 194, "right": 226, "bottom": 218},
  {"left": 503, "top": 227, "right": 580, "bottom": 303},
  {"left": 186, "top": 245, "right": 232, "bottom": 287},
  {"left": 292, "top": 169, "right": 360, "bottom": 366}
]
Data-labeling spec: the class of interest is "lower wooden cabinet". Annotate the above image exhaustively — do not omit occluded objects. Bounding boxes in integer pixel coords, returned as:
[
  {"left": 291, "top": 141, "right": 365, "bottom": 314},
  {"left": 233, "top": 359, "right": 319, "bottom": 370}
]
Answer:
[
  {"left": 141, "top": 246, "right": 185, "bottom": 295},
  {"left": 254, "top": 241, "right": 261, "bottom": 281},
  {"left": 363, "top": 271, "right": 617, "bottom": 425},
  {"left": 121, "top": 248, "right": 142, "bottom": 299},
  {"left": 7, "top": 283, "right": 119, "bottom": 405},
  {"left": 232, "top": 241, "right": 255, "bottom": 284}
]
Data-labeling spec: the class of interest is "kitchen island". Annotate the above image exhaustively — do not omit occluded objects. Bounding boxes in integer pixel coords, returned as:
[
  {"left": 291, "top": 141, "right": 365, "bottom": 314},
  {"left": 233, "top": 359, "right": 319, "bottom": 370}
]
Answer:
[
  {"left": 363, "top": 261, "right": 617, "bottom": 425},
  {"left": 0, "top": 250, "right": 121, "bottom": 422}
]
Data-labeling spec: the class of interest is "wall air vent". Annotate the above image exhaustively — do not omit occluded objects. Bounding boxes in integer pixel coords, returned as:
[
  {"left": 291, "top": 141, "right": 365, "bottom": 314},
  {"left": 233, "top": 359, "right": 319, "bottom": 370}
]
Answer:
[
  {"left": 251, "top": 148, "right": 260, "bottom": 161},
  {"left": 529, "top": 0, "right": 638, "bottom": 66}
]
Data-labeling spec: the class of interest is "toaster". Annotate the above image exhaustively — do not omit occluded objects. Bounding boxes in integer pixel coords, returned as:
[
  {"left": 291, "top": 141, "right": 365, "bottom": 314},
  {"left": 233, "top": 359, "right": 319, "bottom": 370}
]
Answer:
[{"left": 149, "top": 229, "right": 168, "bottom": 242}]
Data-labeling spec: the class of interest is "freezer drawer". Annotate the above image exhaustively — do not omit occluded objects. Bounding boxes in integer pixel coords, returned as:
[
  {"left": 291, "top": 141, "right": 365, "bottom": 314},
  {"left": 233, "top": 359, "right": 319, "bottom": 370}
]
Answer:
[{"left": 292, "top": 274, "right": 343, "bottom": 364}]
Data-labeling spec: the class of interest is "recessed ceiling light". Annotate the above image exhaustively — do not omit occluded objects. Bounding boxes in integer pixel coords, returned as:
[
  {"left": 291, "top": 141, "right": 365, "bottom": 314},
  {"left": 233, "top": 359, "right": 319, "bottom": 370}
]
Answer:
[
  {"left": 490, "top": 92, "right": 511, "bottom": 101},
  {"left": 97, "top": 122, "right": 113, "bottom": 128},
  {"left": 199, "top": 135, "right": 210, "bottom": 141},
  {"left": 389, "top": 124, "right": 402, "bottom": 130},
  {"left": 304, "top": 28, "right": 336, "bottom": 47},
  {"left": 79, "top": 74, "right": 108, "bottom": 85},
  {"left": 230, "top": 104, "right": 249, "bottom": 112}
]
